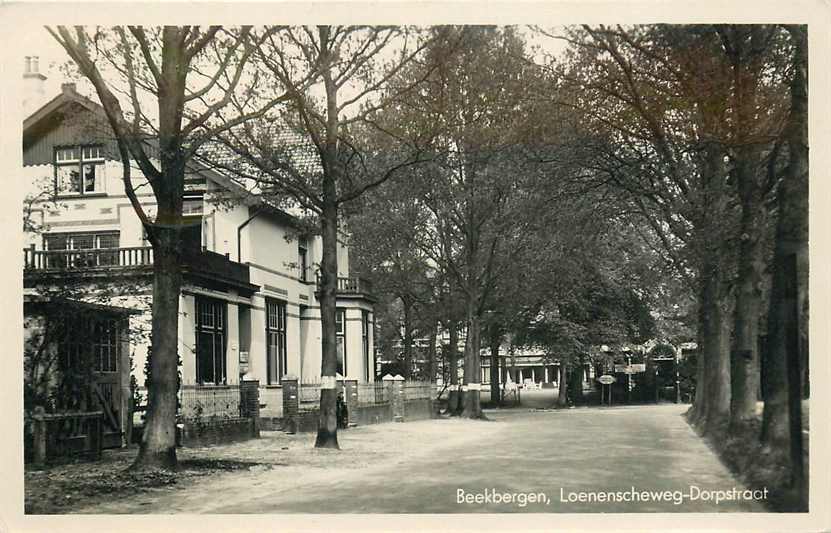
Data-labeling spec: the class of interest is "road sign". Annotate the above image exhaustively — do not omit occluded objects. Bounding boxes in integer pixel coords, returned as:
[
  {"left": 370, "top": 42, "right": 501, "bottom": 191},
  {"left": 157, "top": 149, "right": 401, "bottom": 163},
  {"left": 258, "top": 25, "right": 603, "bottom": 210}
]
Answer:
[
  {"left": 598, "top": 375, "right": 616, "bottom": 385},
  {"left": 614, "top": 364, "right": 647, "bottom": 374}
]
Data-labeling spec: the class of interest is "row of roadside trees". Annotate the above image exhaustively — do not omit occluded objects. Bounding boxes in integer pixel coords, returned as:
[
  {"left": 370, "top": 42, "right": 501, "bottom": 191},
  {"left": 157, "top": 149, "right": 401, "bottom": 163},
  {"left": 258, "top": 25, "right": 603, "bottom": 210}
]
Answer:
[
  {"left": 48, "top": 26, "right": 807, "bottom": 502},
  {"left": 348, "top": 25, "right": 808, "bottom": 504}
]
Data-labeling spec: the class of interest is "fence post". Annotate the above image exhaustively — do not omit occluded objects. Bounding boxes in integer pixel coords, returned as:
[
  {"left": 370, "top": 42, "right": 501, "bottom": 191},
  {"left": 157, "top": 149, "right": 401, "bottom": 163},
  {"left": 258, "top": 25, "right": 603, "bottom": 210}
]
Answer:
[
  {"left": 240, "top": 379, "right": 261, "bottom": 438},
  {"left": 344, "top": 379, "right": 358, "bottom": 426},
  {"left": 392, "top": 375, "right": 405, "bottom": 422},
  {"left": 32, "top": 413, "right": 47, "bottom": 465},
  {"left": 382, "top": 374, "right": 395, "bottom": 421},
  {"left": 282, "top": 375, "right": 299, "bottom": 434}
]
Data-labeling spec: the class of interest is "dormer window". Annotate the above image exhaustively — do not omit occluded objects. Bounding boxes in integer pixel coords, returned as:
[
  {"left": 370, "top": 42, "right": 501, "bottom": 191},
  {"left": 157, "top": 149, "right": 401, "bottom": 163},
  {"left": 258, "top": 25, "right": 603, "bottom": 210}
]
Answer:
[{"left": 55, "top": 145, "right": 106, "bottom": 196}]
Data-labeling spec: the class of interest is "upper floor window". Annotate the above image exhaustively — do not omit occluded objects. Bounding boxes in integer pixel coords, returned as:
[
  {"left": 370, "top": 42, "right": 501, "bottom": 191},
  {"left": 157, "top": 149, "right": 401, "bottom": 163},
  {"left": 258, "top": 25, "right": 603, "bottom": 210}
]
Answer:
[
  {"left": 55, "top": 145, "right": 106, "bottom": 196},
  {"left": 298, "top": 244, "right": 308, "bottom": 282},
  {"left": 43, "top": 231, "right": 120, "bottom": 268}
]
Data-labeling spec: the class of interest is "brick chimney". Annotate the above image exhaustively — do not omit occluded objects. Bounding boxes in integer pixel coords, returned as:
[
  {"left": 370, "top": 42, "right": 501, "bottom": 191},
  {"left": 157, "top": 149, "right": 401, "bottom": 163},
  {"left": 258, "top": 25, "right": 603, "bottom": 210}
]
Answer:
[{"left": 23, "top": 55, "right": 47, "bottom": 117}]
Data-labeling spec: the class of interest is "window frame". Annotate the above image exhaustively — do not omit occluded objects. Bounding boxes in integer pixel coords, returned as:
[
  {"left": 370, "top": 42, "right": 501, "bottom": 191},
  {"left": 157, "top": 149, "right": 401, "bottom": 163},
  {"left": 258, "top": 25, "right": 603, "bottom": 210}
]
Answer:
[
  {"left": 298, "top": 244, "right": 308, "bottom": 282},
  {"left": 42, "top": 230, "right": 120, "bottom": 268},
  {"left": 265, "top": 298, "right": 288, "bottom": 385},
  {"left": 195, "top": 297, "right": 227, "bottom": 385},
  {"left": 336, "top": 308, "right": 346, "bottom": 376},
  {"left": 54, "top": 144, "right": 106, "bottom": 197},
  {"left": 362, "top": 310, "right": 370, "bottom": 382},
  {"left": 92, "top": 318, "right": 120, "bottom": 373}
]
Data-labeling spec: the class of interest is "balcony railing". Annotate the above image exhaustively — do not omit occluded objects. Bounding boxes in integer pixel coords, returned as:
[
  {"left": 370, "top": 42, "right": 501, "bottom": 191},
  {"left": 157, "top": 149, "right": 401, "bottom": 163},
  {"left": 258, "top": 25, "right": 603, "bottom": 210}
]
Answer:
[
  {"left": 24, "top": 246, "right": 153, "bottom": 270},
  {"left": 24, "top": 245, "right": 251, "bottom": 288},
  {"left": 315, "top": 275, "right": 373, "bottom": 296}
]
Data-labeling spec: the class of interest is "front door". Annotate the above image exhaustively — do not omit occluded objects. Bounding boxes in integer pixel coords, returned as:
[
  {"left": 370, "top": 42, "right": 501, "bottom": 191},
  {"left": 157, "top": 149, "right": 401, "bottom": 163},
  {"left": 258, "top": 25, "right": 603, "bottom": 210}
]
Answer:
[{"left": 90, "top": 317, "right": 125, "bottom": 446}]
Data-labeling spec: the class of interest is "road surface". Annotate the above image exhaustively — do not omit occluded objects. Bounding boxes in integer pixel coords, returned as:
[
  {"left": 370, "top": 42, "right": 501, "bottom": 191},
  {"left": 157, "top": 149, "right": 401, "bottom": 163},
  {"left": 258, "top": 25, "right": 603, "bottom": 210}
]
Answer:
[{"left": 83, "top": 403, "right": 766, "bottom": 513}]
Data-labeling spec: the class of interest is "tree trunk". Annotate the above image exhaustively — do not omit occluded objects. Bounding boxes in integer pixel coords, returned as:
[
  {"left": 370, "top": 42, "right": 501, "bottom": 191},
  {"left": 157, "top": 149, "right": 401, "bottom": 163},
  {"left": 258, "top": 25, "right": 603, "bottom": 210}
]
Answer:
[
  {"left": 402, "top": 298, "right": 413, "bottom": 380},
  {"left": 729, "top": 169, "right": 765, "bottom": 430},
  {"left": 489, "top": 333, "right": 501, "bottom": 407},
  {"left": 762, "top": 26, "right": 808, "bottom": 455},
  {"left": 697, "top": 263, "right": 733, "bottom": 431},
  {"left": 133, "top": 228, "right": 181, "bottom": 470},
  {"left": 447, "top": 323, "right": 461, "bottom": 414},
  {"left": 315, "top": 28, "right": 342, "bottom": 449},
  {"left": 425, "top": 324, "right": 437, "bottom": 383},
  {"left": 691, "top": 333, "right": 707, "bottom": 422},
  {"left": 315, "top": 190, "right": 340, "bottom": 449},
  {"left": 557, "top": 363, "right": 568, "bottom": 407},
  {"left": 727, "top": 29, "right": 767, "bottom": 432},
  {"left": 690, "top": 141, "right": 733, "bottom": 432},
  {"left": 461, "top": 307, "right": 483, "bottom": 419}
]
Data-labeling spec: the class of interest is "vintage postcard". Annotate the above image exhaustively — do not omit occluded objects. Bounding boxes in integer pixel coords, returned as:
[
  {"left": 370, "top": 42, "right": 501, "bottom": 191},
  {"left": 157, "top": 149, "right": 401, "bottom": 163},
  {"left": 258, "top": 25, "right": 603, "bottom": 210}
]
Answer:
[{"left": 1, "top": 1, "right": 828, "bottom": 532}]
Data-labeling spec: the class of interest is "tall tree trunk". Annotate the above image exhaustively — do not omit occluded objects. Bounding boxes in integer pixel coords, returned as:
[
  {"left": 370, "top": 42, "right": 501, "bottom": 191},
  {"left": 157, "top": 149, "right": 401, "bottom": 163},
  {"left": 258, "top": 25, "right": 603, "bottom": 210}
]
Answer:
[
  {"left": 727, "top": 28, "right": 767, "bottom": 431},
  {"left": 133, "top": 227, "right": 181, "bottom": 470},
  {"left": 729, "top": 164, "right": 765, "bottom": 430},
  {"left": 557, "top": 363, "right": 568, "bottom": 407},
  {"left": 697, "top": 262, "right": 733, "bottom": 430},
  {"left": 762, "top": 26, "right": 808, "bottom": 457},
  {"left": 489, "top": 333, "right": 501, "bottom": 407},
  {"left": 447, "top": 322, "right": 461, "bottom": 414},
  {"left": 461, "top": 306, "right": 483, "bottom": 418},
  {"left": 402, "top": 298, "right": 413, "bottom": 379},
  {"left": 425, "top": 324, "right": 437, "bottom": 383},
  {"left": 691, "top": 142, "right": 733, "bottom": 431},
  {"left": 315, "top": 189, "right": 340, "bottom": 449},
  {"left": 691, "top": 334, "right": 707, "bottom": 421},
  {"left": 315, "top": 27, "right": 341, "bottom": 449}
]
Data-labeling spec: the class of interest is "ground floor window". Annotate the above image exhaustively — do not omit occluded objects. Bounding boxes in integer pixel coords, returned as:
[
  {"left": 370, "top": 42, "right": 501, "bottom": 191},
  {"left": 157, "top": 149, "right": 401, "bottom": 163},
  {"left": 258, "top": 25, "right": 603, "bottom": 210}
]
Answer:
[
  {"left": 362, "top": 311, "right": 370, "bottom": 382},
  {"left": 336, "top": 308, "right": 346, "bottom": 376},
  {"left": 266, "top": 299, "right": 287, "bottom": 384},
  {"left": 196, "top": 297, "right": 226, "bottom": 385}
]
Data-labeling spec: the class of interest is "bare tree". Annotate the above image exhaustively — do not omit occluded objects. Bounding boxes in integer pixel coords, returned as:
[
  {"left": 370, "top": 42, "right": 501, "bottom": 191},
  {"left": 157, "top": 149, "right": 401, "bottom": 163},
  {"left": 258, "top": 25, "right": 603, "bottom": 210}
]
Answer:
[
  {"left": 48, "top": 25, "right": 295, "bottom": 469},
  {"left": 200, "top": 25, "right": 438, "bottom": 448}
]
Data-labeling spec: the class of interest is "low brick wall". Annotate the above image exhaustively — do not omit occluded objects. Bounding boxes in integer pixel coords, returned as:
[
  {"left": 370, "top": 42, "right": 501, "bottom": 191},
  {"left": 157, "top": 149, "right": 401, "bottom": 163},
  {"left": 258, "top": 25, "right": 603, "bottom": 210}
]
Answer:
[
  {"left": 276, "top": 401, "right": 433, "bottom": 433},
  {"left": 351, "top": 403, "right": 393, "bottom": 426},
  {"left": 179, "top": 417, "right": 256, "bottom": 448},
  {"left": 258, "top": 417, "right": 284, "bottom": 432},
  {"left": 292, "top": 409, "right": 321, "bottom": 433},
  {"left": 402, "top": 399, "right": 434, "bottom": 421}
]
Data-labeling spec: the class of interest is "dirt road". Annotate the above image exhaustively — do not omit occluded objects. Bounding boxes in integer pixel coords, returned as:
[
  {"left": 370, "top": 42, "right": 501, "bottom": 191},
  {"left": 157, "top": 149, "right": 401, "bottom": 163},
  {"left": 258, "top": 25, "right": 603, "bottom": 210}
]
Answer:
[{"left": 80, "top": 403, "right": 765, "bottom": 513}]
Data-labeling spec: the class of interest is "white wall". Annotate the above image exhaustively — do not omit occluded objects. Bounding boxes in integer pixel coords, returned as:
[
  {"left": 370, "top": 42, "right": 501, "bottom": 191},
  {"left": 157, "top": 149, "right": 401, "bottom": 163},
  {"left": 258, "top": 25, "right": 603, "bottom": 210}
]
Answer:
[{"left": 23, "top": 160, "right": 156, "bottom": 250}]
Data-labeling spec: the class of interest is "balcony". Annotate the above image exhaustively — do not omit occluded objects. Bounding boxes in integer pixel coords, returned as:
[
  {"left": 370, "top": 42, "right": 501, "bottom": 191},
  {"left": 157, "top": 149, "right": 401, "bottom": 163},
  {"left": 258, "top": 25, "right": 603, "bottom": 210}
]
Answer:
[
  {"left": 24, "top": 245, "right": 256, "bottom": 295},
  {"left": 315, "top": 275, "right": 374, "bottom": 299},
  {"left": 24, "top": 246, "right": 153, "bottom": 271}
]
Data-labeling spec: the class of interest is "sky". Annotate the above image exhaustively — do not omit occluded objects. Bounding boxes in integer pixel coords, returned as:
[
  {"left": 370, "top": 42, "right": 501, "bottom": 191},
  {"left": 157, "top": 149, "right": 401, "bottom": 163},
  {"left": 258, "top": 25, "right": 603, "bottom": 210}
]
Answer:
[{"left": 20, "top": 25, "right": 569, "bottom": 113}]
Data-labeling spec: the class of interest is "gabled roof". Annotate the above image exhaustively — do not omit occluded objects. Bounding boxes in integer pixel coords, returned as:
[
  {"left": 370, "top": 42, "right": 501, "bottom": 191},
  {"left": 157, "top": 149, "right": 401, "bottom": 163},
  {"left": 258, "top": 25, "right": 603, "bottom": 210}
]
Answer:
[
  {"left": 23, "top": 84, "right": 107, "bottom": 145},
  {"left": 22, "top": 84, "right": 310, "bottom": 231}
]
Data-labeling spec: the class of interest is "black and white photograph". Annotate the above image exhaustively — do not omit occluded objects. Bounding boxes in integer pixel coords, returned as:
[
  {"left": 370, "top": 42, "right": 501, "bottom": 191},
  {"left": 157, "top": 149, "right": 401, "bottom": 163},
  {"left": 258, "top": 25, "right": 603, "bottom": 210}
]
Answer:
[{"left": 1, "top": 1, "right": 829, "bottom": 531}]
